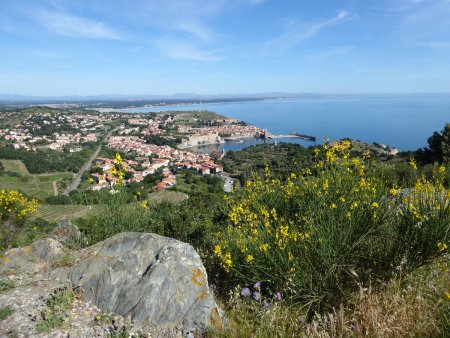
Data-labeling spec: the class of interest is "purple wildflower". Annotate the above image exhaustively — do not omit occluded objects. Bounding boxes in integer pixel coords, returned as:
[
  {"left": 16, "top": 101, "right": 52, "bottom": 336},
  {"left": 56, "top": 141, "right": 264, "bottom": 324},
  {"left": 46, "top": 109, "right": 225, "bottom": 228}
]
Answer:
[
  {"left": 240, "top": 287, "right": 251, "bottom": 297},
  {"left": 276, "top": 292, "right": 282, "bottom": 301},
  {"left": 253, "top": 291, "right": 261, "bottom": 301},
  {"left": 253, "top": 282, "right": 261, "bottom": 289}
]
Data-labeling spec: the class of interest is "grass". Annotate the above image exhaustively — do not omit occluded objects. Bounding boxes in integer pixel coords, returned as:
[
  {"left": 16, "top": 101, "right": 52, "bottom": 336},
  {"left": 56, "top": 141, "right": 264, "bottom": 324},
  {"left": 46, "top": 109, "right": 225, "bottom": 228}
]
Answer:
[
  {"left": 0, "top": 172, "right": 73, "bottom": 200},
  {"left": 0, "top": 279, "right": 15, "bottom": 292},
  {"left": 0, "top": 306, "right": 13, "bottom": 321},
  {"left": 147, "top": 189, "right": 188, "bottom": 205},
  {"left": 53, "top": 252, "right": 77, "bottom": 268},
  {"left": 35, "top": 204, "right": 94, "bottom": 222},
  {"left": 208, "top": 256, "right": 450, "bottom": 337},
  {"left": 170, "top": 172, "right": 224, "bottom": 195},
  {"left": 0, "top": 159, "right": 29, "bottom": 175},
  {"left": 36, "top": 286, "right": 75, "bottom": 333}
]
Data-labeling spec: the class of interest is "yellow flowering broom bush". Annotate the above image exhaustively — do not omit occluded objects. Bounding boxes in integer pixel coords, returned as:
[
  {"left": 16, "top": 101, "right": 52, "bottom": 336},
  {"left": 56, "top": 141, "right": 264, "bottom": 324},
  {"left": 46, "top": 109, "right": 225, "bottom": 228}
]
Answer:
[
  {"left": 0, "top": 189, "right": 39, "bottom": 249},
  {"left": 214, "top": 140, "right": 450, "bottom": 310}
]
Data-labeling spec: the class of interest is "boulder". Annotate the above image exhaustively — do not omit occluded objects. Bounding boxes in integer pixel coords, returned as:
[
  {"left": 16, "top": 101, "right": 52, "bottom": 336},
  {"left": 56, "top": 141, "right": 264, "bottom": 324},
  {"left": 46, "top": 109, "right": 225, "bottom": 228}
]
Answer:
[
  {"left": 69, "top": 232, "right": 224, "bottom": 331},
  {"left": 50, "top": 218, "right": 85, "bottom": 244},
  {"left": 0, "top": 238, "right": 65, "bottom": 276}
]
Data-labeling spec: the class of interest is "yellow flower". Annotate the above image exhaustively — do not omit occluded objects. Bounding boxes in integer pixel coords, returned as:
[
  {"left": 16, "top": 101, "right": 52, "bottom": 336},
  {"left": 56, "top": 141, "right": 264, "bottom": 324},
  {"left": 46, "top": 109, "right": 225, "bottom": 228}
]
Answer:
[
  {"left": 438, "top": 242, "right": 448, "bottom": 252},
  {"left": 214, "top": 245, "right": 222, "bottom": 256},
  {"left": 371, "top": 202, "right": 379, "bottom": 209},
  {"left": 259, "top": 243, "right": 270, "bottom": 252},
  {"left": 350, "top": 201, "right": 359, "bottom": 210},
  {"left": 140, "top": 201, "right": 149, "bottom": 209},
  {"left": 302, "top": 168, "right": 312, "bottom": 176},
  {"left": 115, "top": 153, "right": 124, "bottom": 165},
  {"left": 444, "top": 291, "right": 450, "bottom": 300},
  {"left": 389, "top": 187, "right": 398, "bottom": 196},
  {"left": 409, "top": 158, "right": 418, "bottom": 170},
  {"left": 288, "top": 252, "right": 294, "bottom": 261},
  {"left": 0, "top": 189, "right": 38, "bottom": 221},
  {"left": 330, "top": 203, "right": 337, "bottom": 209},
  {"left": 245, "top": 254, "right": 254, "bottom": 263},
  {"left": 222, "top": 252, "right": 233, "bottom": 272}
]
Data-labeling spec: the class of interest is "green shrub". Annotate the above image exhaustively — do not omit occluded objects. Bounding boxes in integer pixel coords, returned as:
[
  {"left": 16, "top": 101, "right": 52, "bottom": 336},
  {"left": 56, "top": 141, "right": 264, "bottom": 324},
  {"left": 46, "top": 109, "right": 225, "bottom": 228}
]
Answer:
[
  {"left": 76, "top": 190, "right": 220, "bottom": 259},
  {"left": 214, "top": 141, "right": 450, "bottom": 311},
  {"left": 0, "top": 306, "right": 13, "bottom": 321},
  {"left": 36, "top": 287, "right": 74, "bottom": 333},
  {"left": 0, "top": 280, "right": 15, "bottom": 292}
]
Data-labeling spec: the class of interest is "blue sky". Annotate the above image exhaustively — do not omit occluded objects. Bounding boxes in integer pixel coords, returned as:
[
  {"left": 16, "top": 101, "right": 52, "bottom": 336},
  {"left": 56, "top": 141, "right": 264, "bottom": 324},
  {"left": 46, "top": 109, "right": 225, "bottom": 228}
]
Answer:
[{"left": 1, "top": 0, "right": 450, "bottom": 96}]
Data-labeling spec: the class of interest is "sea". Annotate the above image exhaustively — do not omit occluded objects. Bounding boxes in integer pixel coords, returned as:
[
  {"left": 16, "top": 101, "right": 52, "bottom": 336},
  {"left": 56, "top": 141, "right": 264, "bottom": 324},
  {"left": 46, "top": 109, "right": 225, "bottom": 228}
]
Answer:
[{"left": 119, "top": 94, "right": 450, "bottom": 153}]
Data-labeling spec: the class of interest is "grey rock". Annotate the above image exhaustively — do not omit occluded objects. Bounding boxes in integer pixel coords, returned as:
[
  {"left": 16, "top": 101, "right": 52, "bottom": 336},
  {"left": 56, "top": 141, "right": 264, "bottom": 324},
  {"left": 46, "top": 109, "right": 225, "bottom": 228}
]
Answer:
[
  {"left": 69, "top": 232, "right": 224, "bottom": 331},
  {"left": 0, "top": 238, "right": 65, "bottom": 278},
  {"left": 50, "top": 218, "right": 85, "bottom": 244},
  {"left": 0, "top": 232, "right": 224, "bottom": 336}
]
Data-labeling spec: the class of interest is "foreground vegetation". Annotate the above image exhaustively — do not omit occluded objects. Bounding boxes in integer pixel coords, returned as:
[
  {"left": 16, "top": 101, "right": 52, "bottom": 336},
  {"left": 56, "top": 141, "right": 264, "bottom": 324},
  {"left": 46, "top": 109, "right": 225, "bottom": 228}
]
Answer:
[{"left": 1, "top": 123, "right": 449, "bottom": 336}]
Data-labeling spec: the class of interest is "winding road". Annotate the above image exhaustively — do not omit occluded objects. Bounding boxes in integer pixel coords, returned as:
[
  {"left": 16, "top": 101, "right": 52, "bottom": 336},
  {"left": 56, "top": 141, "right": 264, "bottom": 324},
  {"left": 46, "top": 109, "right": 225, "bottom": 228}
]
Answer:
[{"left": 63, "top": 127, "right": 119, "bottom": 196}]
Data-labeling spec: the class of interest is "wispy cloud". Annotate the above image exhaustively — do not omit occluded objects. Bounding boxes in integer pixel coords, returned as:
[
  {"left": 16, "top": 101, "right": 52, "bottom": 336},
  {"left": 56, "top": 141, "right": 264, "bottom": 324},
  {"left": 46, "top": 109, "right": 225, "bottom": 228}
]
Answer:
[
  {"left": 417, "top": 41, "right": 450, "bottom": 48},
  {"left": 400, "top": 0, "right": 450, "bottom": 24},
  {"left": 372, "top": 0, "right": 450, "bottom": 41},
  {"left": 259, "top": 11, "right": 350, "bottom": 54},
  {"left": 34, "top": 9, "right": 122, "bottom": 40},
  {"left": 309, "top": 46, "right": 355, "bottom": 60},
  {"left": 177, "top": 21, "right": 217, "bottom": 42},
  {"left": 156, "top": 38, "right": 221, "bottom": 62},
  {"left": 32, "top": 49, "right": 66, "bottom": 59}
]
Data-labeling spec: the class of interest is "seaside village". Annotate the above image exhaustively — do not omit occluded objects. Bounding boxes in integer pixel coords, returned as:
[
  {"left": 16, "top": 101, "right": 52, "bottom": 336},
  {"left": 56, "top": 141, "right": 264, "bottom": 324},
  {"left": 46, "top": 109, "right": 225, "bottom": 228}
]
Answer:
[
  {"left": 0, "top": 112, "right": 113, "bottom": 151},
  {"left": 0, "top": 110, "right": 264, "bottom": 191},
  {"left": 93, "top": 135, "right": 224, "bottom": 191}
]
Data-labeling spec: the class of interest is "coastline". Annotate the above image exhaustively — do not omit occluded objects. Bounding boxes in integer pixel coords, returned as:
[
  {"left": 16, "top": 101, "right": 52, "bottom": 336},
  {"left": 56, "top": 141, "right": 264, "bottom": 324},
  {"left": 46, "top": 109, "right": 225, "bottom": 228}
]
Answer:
[
  {"left": 179, "top": 140, "right": 226, "bottom": 150},
  {"left": 267, "top": 134, "right": 303, "bottom": 139},
  {"left": 223, "top": 135, "right": 258, "bottom": 141}
]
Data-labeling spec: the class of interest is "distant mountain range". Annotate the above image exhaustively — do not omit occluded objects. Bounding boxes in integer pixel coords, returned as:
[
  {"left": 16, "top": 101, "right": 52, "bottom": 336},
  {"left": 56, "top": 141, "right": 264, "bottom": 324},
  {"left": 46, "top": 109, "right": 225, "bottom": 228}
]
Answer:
[{"left": 0, "top": 92, "right": 324, "bottom": 103}]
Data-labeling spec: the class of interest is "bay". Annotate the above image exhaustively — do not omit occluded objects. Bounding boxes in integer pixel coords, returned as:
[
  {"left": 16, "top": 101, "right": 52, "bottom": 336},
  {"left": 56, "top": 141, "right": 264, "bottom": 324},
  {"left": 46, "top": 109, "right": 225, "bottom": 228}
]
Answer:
[{"left": 119, "top": 94, "right": 450, "bottom": 152}]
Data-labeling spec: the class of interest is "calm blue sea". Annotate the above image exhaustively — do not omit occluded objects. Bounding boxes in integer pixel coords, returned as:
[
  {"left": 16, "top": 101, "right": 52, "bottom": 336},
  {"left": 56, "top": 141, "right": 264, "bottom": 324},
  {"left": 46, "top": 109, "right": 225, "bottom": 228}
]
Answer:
[{"left": 120, "top": 94, "right": 450, "bottom": 152}]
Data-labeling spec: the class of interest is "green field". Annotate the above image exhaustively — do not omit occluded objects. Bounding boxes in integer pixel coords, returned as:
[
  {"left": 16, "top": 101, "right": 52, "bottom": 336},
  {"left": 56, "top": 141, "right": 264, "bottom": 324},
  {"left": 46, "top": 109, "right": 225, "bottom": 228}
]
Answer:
[
  {"left": 0, "top": 164, "right": 73, "bottom": 199},
  {"left": 147, "top": 190, "right": 188, "bottom": 205},
  {"left": 1, "top": 159, "right": 30, "bottom": 175},
  {"left": 36, "top": 204, "right": 94, "bottom": 222}
]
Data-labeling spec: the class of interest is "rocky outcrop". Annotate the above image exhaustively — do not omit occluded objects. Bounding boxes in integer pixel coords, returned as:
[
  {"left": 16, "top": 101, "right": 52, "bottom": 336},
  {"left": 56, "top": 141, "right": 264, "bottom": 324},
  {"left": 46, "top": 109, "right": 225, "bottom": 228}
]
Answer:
[
  {"left": 50, "top": 218, "right": 85, "bottom": 244},
  {"left": 0, "top": 238, "right": 65, "bottom": 278},
  {"left": 0, "top": 232, "right": 224, "bottom": 337},
  {"left": 69, "top": 232, "right": 224, "bottom": 331}
]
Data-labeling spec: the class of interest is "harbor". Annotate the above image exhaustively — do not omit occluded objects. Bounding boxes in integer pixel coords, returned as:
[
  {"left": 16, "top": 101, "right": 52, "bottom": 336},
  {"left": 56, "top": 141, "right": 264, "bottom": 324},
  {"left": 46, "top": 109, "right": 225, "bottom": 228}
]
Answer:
[{"left": 264, "top": 132, "right": 317, "bottom": 142}]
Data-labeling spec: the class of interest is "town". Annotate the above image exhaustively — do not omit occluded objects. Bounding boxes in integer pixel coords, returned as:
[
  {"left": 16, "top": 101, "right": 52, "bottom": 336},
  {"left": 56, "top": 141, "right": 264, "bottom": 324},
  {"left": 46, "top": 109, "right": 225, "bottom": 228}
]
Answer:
[{"left": 0, "top": 108, "right": 264, "bottom": 193}]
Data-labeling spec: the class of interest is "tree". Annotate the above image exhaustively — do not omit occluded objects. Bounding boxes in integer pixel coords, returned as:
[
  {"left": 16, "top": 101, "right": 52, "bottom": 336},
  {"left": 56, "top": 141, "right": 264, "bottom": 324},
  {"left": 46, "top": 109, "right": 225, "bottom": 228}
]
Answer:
[
  {"left": 442, "top": 123, "right": 450, "bottom": 162},
  {"left": 427, "top": 131, "right": 444, "bottom": 163},
  {"left": 420, "top": 123, "right": 450, "bottom": 164}
]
